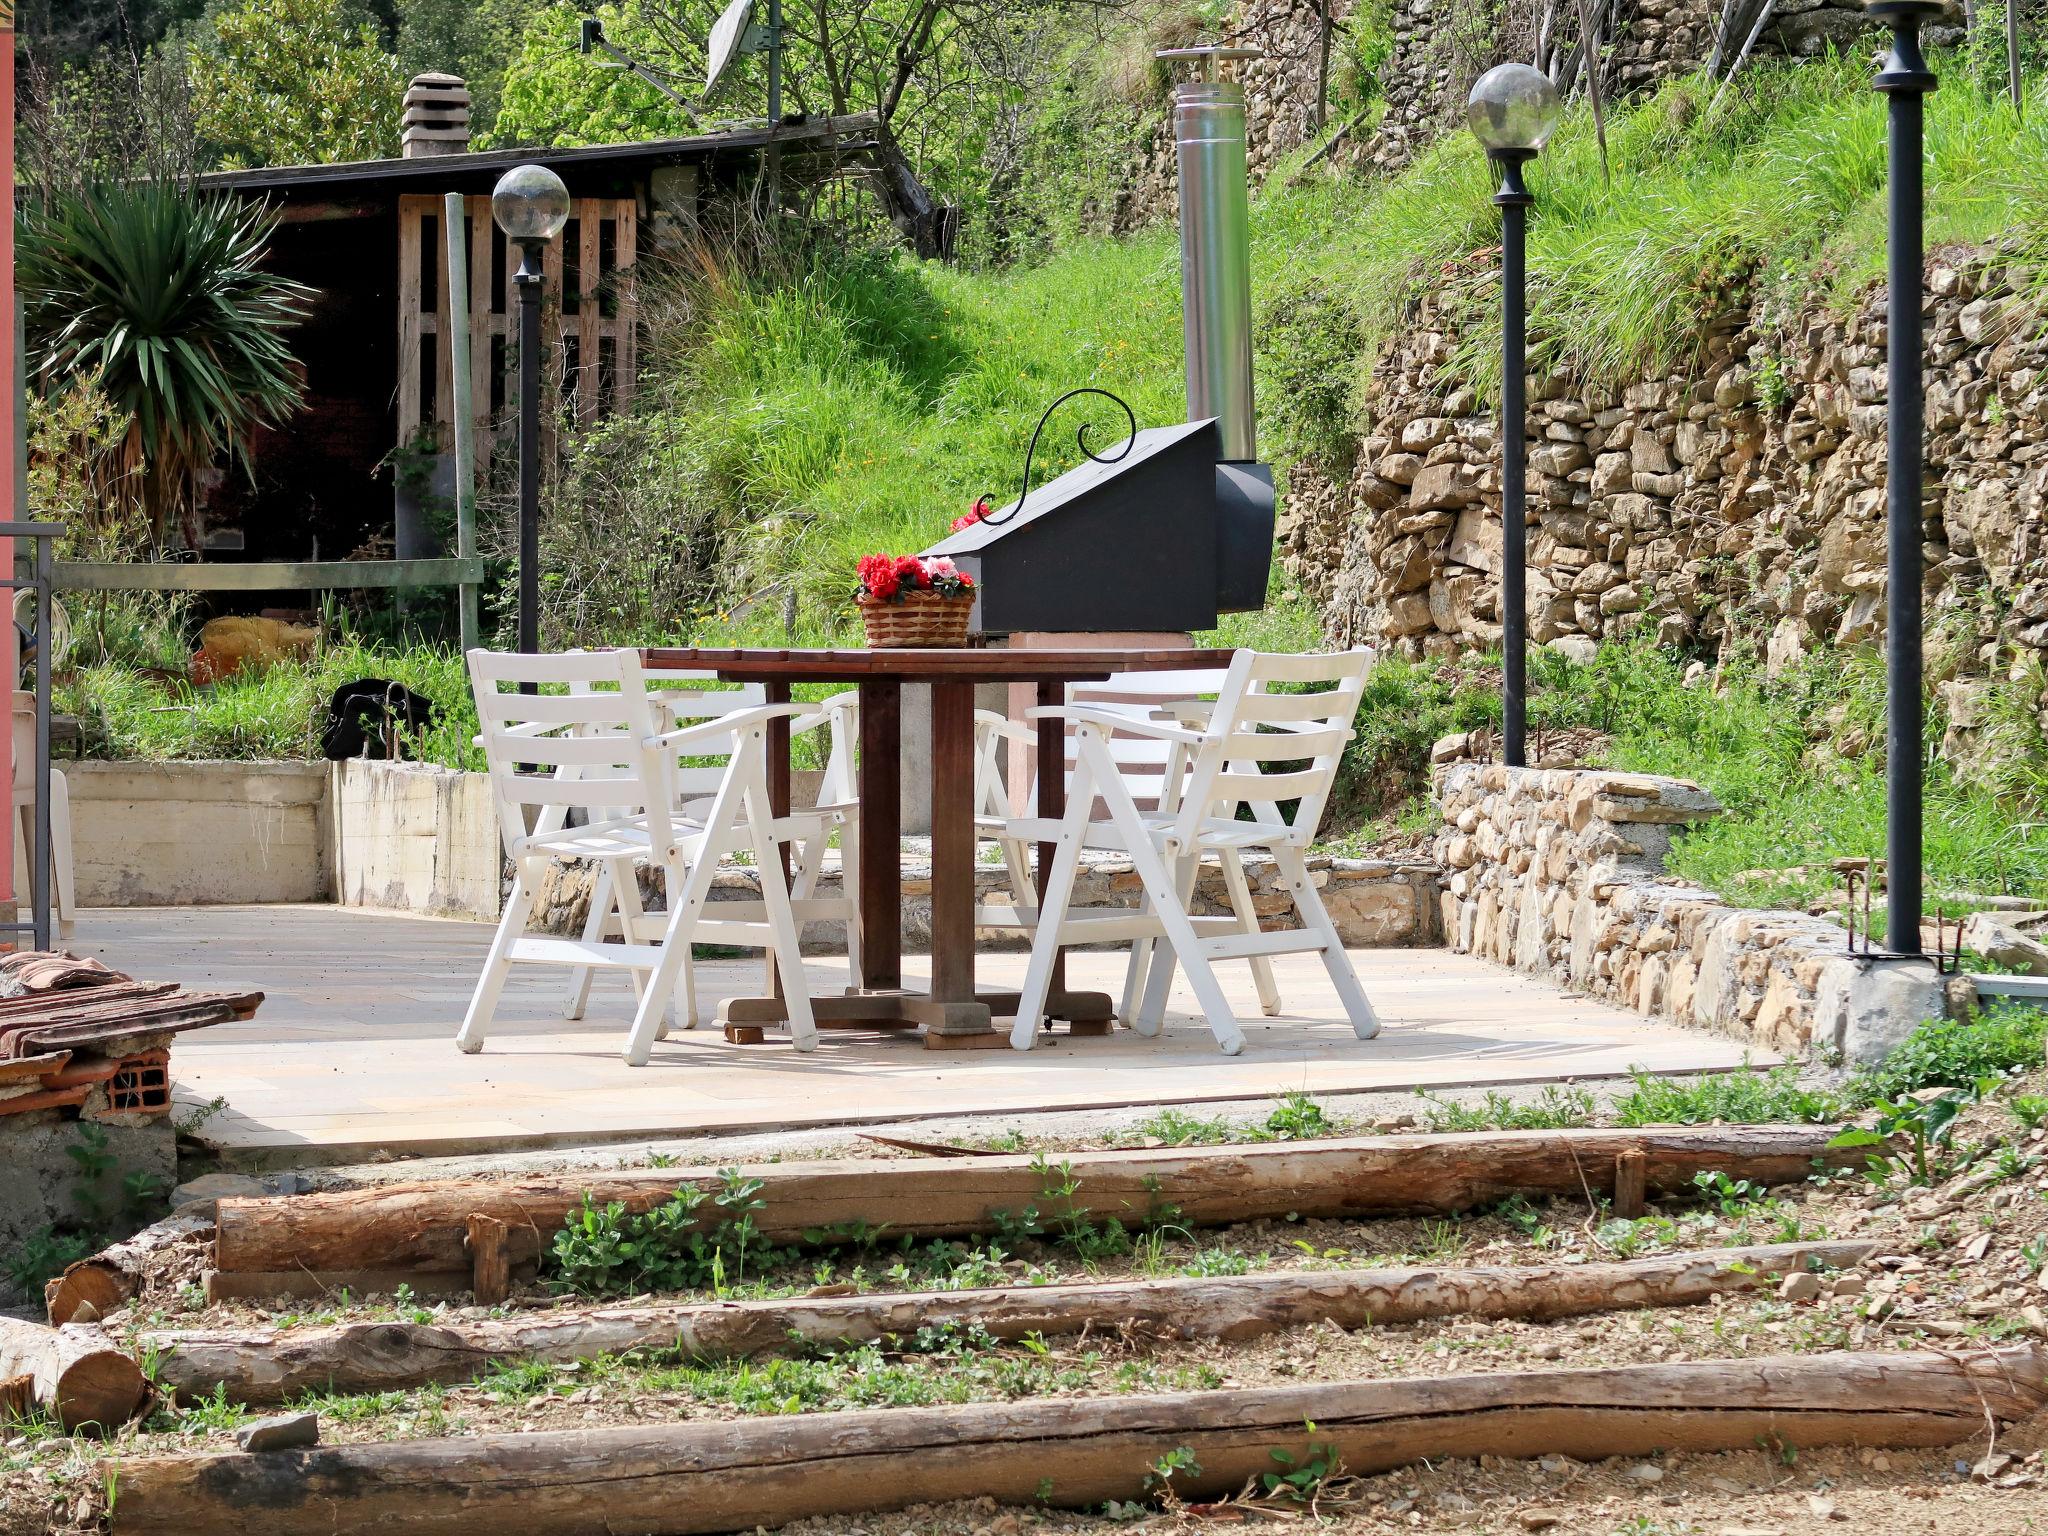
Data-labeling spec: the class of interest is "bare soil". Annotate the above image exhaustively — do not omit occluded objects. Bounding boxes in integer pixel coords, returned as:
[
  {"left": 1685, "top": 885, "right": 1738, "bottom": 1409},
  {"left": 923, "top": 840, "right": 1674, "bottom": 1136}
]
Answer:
[{"left": 10, "top": 1076, "right": 2048, "bottom": 1535}]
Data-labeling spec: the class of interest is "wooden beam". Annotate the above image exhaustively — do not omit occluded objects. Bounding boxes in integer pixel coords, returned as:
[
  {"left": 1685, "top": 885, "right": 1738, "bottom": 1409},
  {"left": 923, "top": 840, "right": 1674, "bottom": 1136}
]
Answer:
[
  {"left": 54, "top": 559, "right": 487, "bottom": 593},
  {"left": 150, "top": 1240, "right": 1875, "bottom": 1406},
  {"left": 109, "top": 1346, "right": 2048, "bottom": 1535},
  {"left": 210, "top": 1125, "right": 1874, "bottom": 1278}
]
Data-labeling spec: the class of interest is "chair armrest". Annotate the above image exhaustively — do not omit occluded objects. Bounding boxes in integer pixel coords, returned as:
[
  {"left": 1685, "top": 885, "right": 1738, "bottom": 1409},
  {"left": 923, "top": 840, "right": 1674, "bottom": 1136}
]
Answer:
[
  {"left": 1152, "top": 700, "right": 1215, "bottom": 726},
  {"left": 974, "top": 708, "right": 1036, "bottom": 747},
  {"left": 647, "top": 702, "right": 813, "bottom": 750},
  {"left": 1023, "top": 705, "right": 1206, "bottom": 746}
]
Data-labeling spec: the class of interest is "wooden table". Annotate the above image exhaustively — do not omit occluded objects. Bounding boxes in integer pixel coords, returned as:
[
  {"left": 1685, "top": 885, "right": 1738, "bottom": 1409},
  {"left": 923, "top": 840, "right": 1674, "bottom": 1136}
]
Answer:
[{"left": 642, "top": 646, "right": 1217, "bottom": 1047}]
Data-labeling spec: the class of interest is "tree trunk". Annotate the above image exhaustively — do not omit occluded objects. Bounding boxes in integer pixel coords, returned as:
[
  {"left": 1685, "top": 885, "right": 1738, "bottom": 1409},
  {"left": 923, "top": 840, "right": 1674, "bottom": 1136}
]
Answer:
[
  {"left": 870, "top": 126, "right": 950, "bottom": 260},
  {"left": 208, "top": 1125, "right": 1875, "bottom": 1281},
  {"left": 110, "top": 1346, "right": 2047, "bottom": 1536},
  {"left": 0, "top": 1317, "right": 148, "bottom": 1432},
  {"left": 150, "top": 1240, "right": 1875, "bottom": 1407}
]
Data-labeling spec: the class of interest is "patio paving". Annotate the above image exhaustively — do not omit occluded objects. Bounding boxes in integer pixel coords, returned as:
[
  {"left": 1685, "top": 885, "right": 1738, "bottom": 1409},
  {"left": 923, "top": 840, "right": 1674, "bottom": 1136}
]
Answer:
[{"left": 73, "top": 905, "right": 1777, "bottom": 1168}]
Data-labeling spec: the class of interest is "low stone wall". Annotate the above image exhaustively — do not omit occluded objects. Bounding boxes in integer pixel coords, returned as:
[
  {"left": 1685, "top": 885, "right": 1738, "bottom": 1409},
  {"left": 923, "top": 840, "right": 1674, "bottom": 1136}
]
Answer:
[
  {"left": 328, "top": 760, "right": 502, "bottom": 921},
  {"left": 68, "top": 760, "right": 331, "bottom": 905},
  {"left": 535, "top": 847, "right": 1443, "bottom": 952},
  {"left": 1434, "top": 762, "right": 1944, "bottom": 1064}
]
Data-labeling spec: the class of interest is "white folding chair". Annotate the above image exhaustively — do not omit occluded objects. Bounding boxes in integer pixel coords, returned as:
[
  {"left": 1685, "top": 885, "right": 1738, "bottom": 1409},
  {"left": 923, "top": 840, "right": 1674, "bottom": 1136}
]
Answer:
[
  {"left": 562, "top": 681, "right": 863, "bottom": 1031},
  {"left": 999, "top": 648, "right": 1380, "bottom": 1056},
  {"left": 457, "top": 648, "right": 818, "bottom": 1066},
  {"left": 971, "top": 666, "right": 1281, "bottom": 1023}
]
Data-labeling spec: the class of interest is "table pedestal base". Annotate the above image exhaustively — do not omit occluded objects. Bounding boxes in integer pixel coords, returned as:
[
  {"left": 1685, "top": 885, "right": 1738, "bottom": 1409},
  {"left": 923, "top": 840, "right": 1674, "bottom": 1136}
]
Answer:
[{"left": 713, "top": 988, "right": 1115, "bottom": 1048}]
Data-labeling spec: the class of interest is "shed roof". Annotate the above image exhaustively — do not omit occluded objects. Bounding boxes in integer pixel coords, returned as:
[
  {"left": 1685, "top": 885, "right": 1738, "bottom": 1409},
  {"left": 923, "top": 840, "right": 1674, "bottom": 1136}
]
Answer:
[{"left": 196, "top": 112, "right": 877, "bottom": 197}]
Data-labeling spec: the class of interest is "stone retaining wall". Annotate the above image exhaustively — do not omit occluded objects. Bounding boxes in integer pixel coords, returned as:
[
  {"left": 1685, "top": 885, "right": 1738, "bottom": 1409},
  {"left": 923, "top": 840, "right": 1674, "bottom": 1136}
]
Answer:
[
  {"left": 1434, "top": 762, "right": 1944, "bottom": 1064},
  {"left": 1280, "top": 249, "right": 2048, "bottom": 754}
]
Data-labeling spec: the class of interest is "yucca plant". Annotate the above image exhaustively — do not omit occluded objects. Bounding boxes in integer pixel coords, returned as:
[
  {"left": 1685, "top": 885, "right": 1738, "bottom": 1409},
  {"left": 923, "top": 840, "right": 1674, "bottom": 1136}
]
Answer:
[{"left": 19, "top": 182, "right": 312, "bottom": 546}]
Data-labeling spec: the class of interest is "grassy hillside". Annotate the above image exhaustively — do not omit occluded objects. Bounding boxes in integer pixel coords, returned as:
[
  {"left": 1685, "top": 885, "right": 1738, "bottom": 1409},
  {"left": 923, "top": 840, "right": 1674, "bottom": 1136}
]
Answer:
[{"left": 633, "top": 55, "right": 2045, "bottom": 643}]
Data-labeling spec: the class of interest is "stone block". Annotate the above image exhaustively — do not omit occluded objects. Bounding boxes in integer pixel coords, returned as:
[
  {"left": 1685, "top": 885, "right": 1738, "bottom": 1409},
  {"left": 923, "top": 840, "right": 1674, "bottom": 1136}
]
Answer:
[{"left": 1813, "top": 958, "right": 1947, "bottom": 1066}]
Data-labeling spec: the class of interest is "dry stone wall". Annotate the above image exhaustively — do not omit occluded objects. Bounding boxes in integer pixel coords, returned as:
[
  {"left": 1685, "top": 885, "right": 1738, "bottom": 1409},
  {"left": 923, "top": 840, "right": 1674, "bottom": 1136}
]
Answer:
[
  {"left": 1113, "top": 0, "right": 1356, "bottom": 231},
  {"left": 1434, "top": 761, "right": 1947, "bottom": 1063},
  {"left": 1281, "top": 249, "right": 2048, "bottom": 744},
  {"left": 1361, "top": 0, "right": 1927, "bottom": 176}
]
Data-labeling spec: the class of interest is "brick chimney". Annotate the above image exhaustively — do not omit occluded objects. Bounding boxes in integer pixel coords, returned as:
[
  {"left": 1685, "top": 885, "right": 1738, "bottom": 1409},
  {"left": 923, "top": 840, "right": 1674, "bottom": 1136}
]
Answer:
[{"left": 401, "top": 73, "right": 472, "bottom": 158}]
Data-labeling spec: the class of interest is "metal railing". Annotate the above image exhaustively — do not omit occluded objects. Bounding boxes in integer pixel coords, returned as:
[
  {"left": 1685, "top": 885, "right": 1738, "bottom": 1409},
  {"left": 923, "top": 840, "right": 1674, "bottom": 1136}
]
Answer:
[{"left": 4, "top": 521, "right": 61, "bottom": 952}]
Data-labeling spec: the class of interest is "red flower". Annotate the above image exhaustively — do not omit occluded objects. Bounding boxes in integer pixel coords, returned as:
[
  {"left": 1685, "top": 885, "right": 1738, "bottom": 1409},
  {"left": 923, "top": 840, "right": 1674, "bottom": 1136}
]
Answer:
[
  {"left": 950, "top": 495, "right": 993, "bottom": 533},
  {"left": 857, "top": 553, "right": 900, "bottom": 601},
  {"left": 894, "top": 554, "right": 929, "bottom": 591}
]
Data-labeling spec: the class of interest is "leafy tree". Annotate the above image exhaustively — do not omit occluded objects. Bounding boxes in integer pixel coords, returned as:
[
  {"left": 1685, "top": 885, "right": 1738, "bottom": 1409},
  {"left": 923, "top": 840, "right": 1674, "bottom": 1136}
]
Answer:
[
  {"left": 489, "top": 2, "right": 699, "bottom": 149},
  {"left": 189, "top": 0, "right": 406, "bottom": 167},
  {"left": 394, "top": 0, "right": 533, "bottom": 136},
  {"left": 490, "top": 0, "right": 1130, "bottom": 258},
  {"left": 19, "top": 184, "right": 314, "bottom": 546}
]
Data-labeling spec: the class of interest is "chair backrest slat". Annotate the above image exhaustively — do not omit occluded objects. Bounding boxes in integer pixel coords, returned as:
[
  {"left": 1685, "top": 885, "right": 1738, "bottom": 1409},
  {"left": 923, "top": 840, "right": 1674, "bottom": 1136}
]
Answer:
[
  {"left": 468, "top": 648, "right": 673, "bottom": 858},
  {"left": 1168, "top": 648, "right": 1375, "bottom": 845}
]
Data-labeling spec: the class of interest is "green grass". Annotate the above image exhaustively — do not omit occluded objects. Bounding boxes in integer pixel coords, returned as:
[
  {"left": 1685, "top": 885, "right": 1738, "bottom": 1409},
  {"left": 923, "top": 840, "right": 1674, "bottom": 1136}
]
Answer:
[
  {"left": 621, "top": 51, "right": 2045, "bottom": 595},
  {"left": 61, "top": 637, "right": 484, "bottom": 769}
]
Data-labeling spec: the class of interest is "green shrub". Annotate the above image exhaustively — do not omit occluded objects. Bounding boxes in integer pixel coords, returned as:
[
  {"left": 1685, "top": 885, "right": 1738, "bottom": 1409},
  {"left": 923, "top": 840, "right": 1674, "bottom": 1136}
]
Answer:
[
  {"left": 1848, "top": 1006, "right": 2048, "bottom": 1105},
  {"left": 1611, "top": 1065, "right": 1846, "bottom": 1126}
]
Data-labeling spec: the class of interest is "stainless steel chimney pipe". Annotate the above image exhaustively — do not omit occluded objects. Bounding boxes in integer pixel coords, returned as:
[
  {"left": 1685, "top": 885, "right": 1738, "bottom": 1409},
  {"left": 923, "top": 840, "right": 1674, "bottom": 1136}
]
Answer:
[{"left": 1164, "top": 47, "right": 1261, "bottom": 464}]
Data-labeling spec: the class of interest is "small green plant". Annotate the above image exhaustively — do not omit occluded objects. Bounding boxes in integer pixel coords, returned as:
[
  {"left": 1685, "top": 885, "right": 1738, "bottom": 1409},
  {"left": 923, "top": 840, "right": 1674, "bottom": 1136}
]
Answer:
[
  {"left": 1691, "top": 1169, "right": 1772, "bottom": 1218},
  {"left": 1145, "top": 1444, "right": 1202, "bottom": 1496},
  {"left": 1261, "top": 1425, "right": 1342, "bottom": 1503},
  {"left": 1612, "top": 1064, "right": 1844, "bottom": 1126},
  {"left": 1849, "top": 1008, "right": 2047, "bottom": 1105},
  {"left": 2009, "top": 1095, "right": 2048, "bottom": 1131},
  {"left": 1414, "top": 1084, "right": 1594, "bottom": 1132},
  {"left": 546, "top": 1170, "right": 787, "bottom": 1298},
  {"left": 3, "top": 1225, "right": 92, "bottom": 1296},
  {"left": 1263, "top": 1092, "right": 1332, "bottom": 1140},
  {"left": 1830, "top": 1087, "right": 1978, "bottom": 1186}
]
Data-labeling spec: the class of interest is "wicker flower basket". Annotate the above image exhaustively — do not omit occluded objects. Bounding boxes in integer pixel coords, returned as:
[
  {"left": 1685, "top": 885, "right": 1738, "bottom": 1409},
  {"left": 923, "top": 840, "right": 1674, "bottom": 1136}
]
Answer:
[{"left": 859, "top": 590, "right": 975, "bottom": 648}]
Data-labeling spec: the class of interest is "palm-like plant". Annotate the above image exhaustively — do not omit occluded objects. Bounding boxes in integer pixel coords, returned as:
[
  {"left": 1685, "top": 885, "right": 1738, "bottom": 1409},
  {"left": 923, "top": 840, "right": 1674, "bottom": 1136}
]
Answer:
[{"left": 19, "top": 183, "right": 313, "bottom": 546}]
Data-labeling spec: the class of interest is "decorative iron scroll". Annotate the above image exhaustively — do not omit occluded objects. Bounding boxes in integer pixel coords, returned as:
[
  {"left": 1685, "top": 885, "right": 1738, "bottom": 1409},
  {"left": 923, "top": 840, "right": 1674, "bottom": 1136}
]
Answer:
[{"left": 975, "top": 387, "right": 1139, "bottom": 530}]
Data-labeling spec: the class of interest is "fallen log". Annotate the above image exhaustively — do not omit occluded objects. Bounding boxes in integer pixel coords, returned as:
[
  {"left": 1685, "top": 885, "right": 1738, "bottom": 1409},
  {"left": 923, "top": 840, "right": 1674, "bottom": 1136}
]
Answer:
[
  {"left": 109, "top": 1345, "right": 2047, "bottom": 1535},
  {"left": 47, "top": 1211, "right": 214, "bottom": 1325},
  {"left": 0, "top": 1317, "right": 148, "bottom": 1432},
  {"left": 151, "top": 1238, "right": 1875, "bottom": 1406},
  {"left": 211, "top": 1124, "right": 1867, "bottom": 1279}
]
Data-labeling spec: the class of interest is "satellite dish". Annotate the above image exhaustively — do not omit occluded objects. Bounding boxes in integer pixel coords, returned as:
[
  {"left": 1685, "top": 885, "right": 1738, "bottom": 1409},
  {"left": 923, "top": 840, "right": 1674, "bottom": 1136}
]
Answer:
[{"left": 705, "top": 0, "right": 755, "bottom": 98}]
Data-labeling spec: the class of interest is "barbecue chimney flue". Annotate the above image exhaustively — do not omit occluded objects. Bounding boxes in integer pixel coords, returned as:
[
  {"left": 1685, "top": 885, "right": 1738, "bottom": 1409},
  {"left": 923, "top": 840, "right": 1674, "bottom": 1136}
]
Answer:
[{"left": 1163, "top": 47, "right": 1261, "bottom": 463}]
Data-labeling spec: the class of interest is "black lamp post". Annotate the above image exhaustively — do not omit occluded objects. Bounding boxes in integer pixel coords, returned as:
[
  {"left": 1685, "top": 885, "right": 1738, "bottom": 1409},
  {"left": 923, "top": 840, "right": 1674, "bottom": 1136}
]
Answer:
[
  {"left": 1468, "top": 63, "right": 1560, "bottom": 770},
  {"left": 490, "top": 164, "right": 572, "bottom": 658},
  {"left": 1873, "top": 1, "right": 1938, "bottom": 957}
]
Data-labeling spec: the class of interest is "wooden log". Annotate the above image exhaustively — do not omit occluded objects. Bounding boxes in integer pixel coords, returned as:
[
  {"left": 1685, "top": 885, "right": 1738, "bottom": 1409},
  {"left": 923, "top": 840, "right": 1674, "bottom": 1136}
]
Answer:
[
  {"left": 48, "top": 1212, "right": 214, "bottom": 1325},
  {"left": 1613, "top": 1148, "right": 1647, "bottom": 1220},
  {"left": 211, "top": 1125, "right": 1869, "bottom": 1278},
  {"left": 466, "top": 1217, "right": 510, "bottom": 1307},
  {"left": 0, "top": 1317, "right": 148, "bottom": 1432},
  {"left": 148, "top": 1239, "right": 1875, "bottom": 1407},
  {"left": 110, "top": 1345, "right": 2048, "bottom": 1536}
]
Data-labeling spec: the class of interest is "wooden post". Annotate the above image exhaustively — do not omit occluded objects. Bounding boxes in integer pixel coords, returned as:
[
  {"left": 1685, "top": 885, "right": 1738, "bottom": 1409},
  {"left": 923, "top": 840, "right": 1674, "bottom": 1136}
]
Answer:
[
  {"left": 1613, "top": 1148, "right": 1647, "bottom": 1220},
  {"left": 444, "top": 191, "right": 480, "bottom": 653},
  {"left": 466, "top": 1215, "right": 510, "bottom": 1306}
]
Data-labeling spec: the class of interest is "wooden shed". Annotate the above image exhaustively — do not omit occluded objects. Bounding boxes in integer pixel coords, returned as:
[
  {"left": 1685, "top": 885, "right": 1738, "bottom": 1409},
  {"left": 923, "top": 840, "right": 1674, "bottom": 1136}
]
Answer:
[{"left": 191, "top": 108, "right": 876, "bottom": 574}]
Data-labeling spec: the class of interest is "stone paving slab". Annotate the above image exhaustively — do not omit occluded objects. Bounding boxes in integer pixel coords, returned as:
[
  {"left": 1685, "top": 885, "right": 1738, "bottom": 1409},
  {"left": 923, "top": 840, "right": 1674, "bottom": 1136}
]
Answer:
[{"left": 74, "top": 906, "right": 1776, "bottom": 1169}]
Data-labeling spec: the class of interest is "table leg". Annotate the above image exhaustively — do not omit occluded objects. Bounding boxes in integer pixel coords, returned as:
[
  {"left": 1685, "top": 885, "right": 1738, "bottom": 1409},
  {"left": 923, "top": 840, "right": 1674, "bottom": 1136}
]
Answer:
[
  {"left": 912, "top": 681, "right": 999, "bottom": 1047},
  {"left": 857, "top": 679, "right": 901, "bottom": 992}
]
